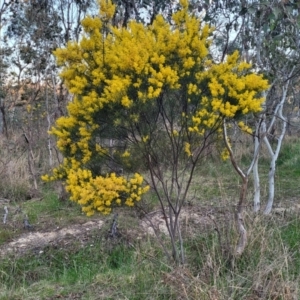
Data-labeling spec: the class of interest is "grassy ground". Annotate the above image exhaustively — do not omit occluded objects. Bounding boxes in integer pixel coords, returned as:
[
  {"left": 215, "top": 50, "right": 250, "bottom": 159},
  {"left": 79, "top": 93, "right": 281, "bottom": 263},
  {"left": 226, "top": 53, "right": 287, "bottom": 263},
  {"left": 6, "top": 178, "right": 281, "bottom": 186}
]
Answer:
[
  {"left": 1, "top": 206, "right": 300, "bottom": 299},
  {"left": 0, "top": 137, "right": 300, "bottom": 299}
]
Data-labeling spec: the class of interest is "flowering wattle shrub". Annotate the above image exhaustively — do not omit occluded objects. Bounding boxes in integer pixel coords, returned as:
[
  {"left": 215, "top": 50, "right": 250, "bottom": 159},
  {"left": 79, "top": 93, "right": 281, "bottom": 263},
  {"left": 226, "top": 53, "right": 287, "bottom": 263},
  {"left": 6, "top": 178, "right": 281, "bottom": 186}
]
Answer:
[{"left": 43, "top": 0, "right": 268, "bottom": 216}]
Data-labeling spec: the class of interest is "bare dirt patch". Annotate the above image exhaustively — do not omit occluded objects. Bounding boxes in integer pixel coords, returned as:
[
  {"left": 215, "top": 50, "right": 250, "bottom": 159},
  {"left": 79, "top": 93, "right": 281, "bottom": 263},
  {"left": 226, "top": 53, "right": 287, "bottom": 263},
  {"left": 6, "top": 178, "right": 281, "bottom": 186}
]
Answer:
[
  {"left": 0, "top": 220, "right": 104, "bottom": 257},
  {"left": 1, "top": 203, "right": 299, "bottom": 258},
  {"left": 0, "top": 206, "right": 214, "bottom": 257},
  {"left": 140, "top": 206, "right": 216, "bottom": 236}
]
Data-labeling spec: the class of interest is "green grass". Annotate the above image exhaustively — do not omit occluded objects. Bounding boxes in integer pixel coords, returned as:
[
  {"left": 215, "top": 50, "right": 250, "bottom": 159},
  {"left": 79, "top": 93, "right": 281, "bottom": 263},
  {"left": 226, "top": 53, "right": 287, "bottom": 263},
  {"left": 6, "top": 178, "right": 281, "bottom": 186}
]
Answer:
[
  {"left": 1, "top": 213, "right": 300, "bottom": 299},
  {"left": 22, "top": 190, "right": 82, "bottom": 225},
  {"left": 0, "top": 190, "right": 89, "bottom": 247},
  {"left": 277, "top": 139, "right": 300, "bottom": 167},
  {"left": 280, "top": 217, "right": 300, "bottom": 277},
  {"left": 0, "top": 235, "right": 175, "bottom": 300}
]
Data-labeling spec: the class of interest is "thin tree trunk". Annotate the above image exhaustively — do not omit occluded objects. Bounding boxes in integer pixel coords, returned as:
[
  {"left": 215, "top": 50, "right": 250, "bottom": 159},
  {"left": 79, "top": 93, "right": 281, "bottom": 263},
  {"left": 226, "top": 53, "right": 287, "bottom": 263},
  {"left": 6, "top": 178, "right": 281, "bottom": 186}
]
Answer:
[
  {"left": 45, "top": 82, "right": 53, "bottom": 167},
  {"left": 263, "top": 112, "right": 287, "bottom": 214},
  {"left": 235, "top": 176, "right": 248, "bottom": 255},
  {"left": 223, "top": 120, "right": 261, "bottom": 255},
  {"left": 24, "top": 133, "right": 38, "bottom": 190},
  {"left": 263, "top": 78, "right": 291, "bottom": 214},
  {"left": 0, "top": 105, "right": 8, "bottom": 138},
  {"left": 264, "top": 157, "right": 276, "bottom": 214},
  {"left": 253, "top": 133, "right": 261, "bottom": 212}
]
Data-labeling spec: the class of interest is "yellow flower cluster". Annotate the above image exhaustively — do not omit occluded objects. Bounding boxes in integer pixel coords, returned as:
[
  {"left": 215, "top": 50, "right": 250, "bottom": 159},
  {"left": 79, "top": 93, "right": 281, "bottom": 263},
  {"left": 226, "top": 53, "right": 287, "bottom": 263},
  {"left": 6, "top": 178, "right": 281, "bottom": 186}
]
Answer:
[
  {"left": 43, "top": 162, "right": 149, "bottom": 216},
  {"left": 221, "top": 148, "right": 230, "bottom": 161},
  {"left": 43, "top": 0, "right": 269, "bottom": 215},
  {"left": 238, "top": 121, "right": 253, "bottom": 134},
  {"left": 188, "top": 51, "right": 268, "bottom": 134},
  {"left": 64, "top": 171, "right": 149, "bottom": 216},
  {"left": 184, "top": 142, "right": 192, "bottom": 157}
]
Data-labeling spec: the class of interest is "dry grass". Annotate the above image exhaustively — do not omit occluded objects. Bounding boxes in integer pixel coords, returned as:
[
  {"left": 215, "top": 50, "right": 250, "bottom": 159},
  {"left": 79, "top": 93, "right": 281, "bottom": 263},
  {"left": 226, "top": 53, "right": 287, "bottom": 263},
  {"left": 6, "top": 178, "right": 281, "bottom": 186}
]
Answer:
[
  {"left": 0, "top": 132, "right": 60, "bottom": 201},
  {"left": 0, "top": 135, "right": 31, "bottom": 201},
  {"left": 157, "top": 211, "right": 300, "bottom": 299}
]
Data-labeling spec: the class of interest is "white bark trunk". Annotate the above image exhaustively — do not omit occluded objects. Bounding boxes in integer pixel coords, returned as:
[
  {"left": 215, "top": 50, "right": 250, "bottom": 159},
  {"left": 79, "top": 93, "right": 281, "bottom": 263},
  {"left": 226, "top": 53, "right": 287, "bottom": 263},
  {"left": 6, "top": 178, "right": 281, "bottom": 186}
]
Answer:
[
  {"left": 46, "top": 82, "right": 53, "bottom": 167},
  {"left": 253, "top": 160, "right": 260, "bottom": 212},
  {"left": 264, "top": 159, "right": 276, "bottom": 214},
  {"left": 252, "top": 84, "right": 269, "bottom": 212},
  {"left": 253, "top": 134, "right": 261, "bottom": 212},
  {"left": 235, "top": 211, "right": 247, "bottom": 255},
  {"left": 263, "top": 81, "right": 290, "bottom": 214}
]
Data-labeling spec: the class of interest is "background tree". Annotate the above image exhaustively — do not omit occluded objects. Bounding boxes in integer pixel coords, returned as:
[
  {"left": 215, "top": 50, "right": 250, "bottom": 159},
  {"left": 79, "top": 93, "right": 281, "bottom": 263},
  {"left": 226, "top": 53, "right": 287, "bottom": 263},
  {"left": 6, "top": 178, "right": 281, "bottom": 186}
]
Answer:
[
  {"left": 0, "top": 0, "right": 13, "bottom": 138},
  {"left": 247, "top": 0, "right": 300, "bottom": 214},
  {"left": 198, "top": 0, "right": 300, "bottom": 214},
  {"left": 0, "top": 0, "right": 98, "bottom": 195}
]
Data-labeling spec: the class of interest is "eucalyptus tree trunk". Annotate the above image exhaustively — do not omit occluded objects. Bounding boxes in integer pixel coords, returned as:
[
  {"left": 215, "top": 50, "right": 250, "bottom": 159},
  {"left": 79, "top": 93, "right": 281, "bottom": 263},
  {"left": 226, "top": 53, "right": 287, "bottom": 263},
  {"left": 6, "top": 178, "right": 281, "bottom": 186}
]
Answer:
[
  {"left": 253, "top": 125, "right": 262, "bottom": 213},
  {"left": 263, "top": 78, "right": 292, "bottom": 214},
  {"left": 0, "top": 101, "right": 8, "bottom": 138}
]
